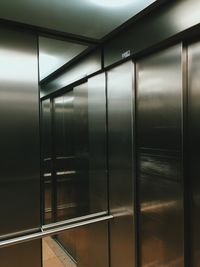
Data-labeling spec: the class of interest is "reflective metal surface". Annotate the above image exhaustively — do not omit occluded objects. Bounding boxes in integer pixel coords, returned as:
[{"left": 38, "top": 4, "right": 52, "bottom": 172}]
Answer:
[
  {"left": 0, "top": 215, "right": 113, "bottom": 249},
  {"left": 104, "top": 0, "right": 200, "bottom": 67},
  {"left": 39, "top": 36, "right": 88, "bottom": 80},
  {"left": 53, "top": 92, "right": 78, "bottom": 222},
  {"left": 188, "top": 41, "right": 200, "bottom": 267},
  {"left": 136, "top": 44, "right": 184, "bottom": 266},
  {"left": 88, "top": 73, "right": 107, "bottom": 213},
  {"left": 0, "top": 27, "right": 40, "bottom": 237},
  {"left": 41, "top": 49, "right": 102, "bottom": 97},
  {"left": 107, "top": 61, "right": 135, "bottom": 267},
  {"left": 55, "top": 223, "right": 109, "bottom": 267},
  {"left": 0, "top": 240, "right": 41, "bottom": 267},
  {"left": 0, "top": 0, "right": 157, "bottom": 39},
  {"left": 41, "top": 99, "right": 53, "bottom": 224},
  {"left": 42, "top": 78, "right": 109, "bottom": 263}
]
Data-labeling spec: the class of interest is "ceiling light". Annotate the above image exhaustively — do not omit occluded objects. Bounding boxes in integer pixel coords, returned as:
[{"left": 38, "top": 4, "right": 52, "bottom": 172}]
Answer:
[{"left": 88, "top": 0, "right": 134, "bottom": 8}]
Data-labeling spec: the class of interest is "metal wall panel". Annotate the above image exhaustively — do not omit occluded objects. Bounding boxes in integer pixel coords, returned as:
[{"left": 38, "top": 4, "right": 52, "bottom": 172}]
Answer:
[
  {"left": 107, "top": 61, "right": 135, "bottom": 267},
  {"left": 0, "top": 240, "right": 42, "bottom": 267},
  {"left": 73, "top": 83, "right": 90, "bottom": 217},
  {"left": 136, "top": 44, "right": 184, "bottom": 266},
  {"left": 188, "top": 41, "right": 200, "bottom": 267},
  {"left": 41, "top": 99, "right": 53, "bottom": 224},
  {"left": 0, "top": 27, "right": 40, "bottom": 237},
  {"left": 76, "top": 221, "right": 109, "bottom": 267},
  {"left": 41, "top": 49, "right": 102, "bottom": 98},
  {"left": 104, "top": 0, "right": 200, "bottom": 67},
  {"left": 88, "top": 73, "right": 107, "bottom": 213}
]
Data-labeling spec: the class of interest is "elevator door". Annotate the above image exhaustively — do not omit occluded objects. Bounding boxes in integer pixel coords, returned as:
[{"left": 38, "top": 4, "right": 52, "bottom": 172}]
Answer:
[
  {"left": 136, "top": 44, "right": 184, "bottom": 267},
  {"left": 107, "top": 61, "right": 136, "bottom": 267}
]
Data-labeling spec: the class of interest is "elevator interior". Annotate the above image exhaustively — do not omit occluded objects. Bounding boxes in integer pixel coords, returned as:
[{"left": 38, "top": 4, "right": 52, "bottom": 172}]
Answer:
[{"left": 0, "top": 1, "right": 200, "bottom": 267}]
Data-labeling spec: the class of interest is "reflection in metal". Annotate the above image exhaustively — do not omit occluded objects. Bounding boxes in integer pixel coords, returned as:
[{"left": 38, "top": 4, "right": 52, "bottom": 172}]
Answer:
[
  {"left": 39, "top": 36, "right": 88, "bottom": 80},
  {"left": 0, "top": 240, "right": 42, "bottom": 267},
  {"left": 104, "top": 0, "right": 200, "bottom": 67},
  {"left": 41, "top": 75, "right": 108, "bottom": 265},
  {"left": 41, "top": 49, "right": 102, "bottom": 97},
  {"left": 0, "top": 216, "right": 112, "bottom": 248},
  {"left": 88, "top": 73, "right": 107, "bottom": 213},
  {"left": 0, "top": 27, "right": 40, "bottom": 236},
  {"left": 41, "top": 99, "right": 53, "bottom": 224},
  {"left": 136, "top": 44, "right": 184, "bottom": 266},
  {"left": 0, "top": 26, "right": 41, "bottom": 267},
  {"left": 188, "top": 41, "right": 200, "bottom": 267},
  {"left": 107, "top": 61, "right": 135, "bottom": 267}
]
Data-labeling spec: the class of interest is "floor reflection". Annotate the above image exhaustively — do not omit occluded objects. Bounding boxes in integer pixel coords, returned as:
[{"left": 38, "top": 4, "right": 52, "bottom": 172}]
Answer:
[{"left": 43, "top": 237, "right": 77, "bottom": 267}]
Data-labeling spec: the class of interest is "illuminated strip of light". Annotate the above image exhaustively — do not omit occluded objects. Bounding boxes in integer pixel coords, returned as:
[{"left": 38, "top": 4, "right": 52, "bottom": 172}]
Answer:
[
  {"left": 44, "top": 173, "right": 52, "bottom": 177},
  {"left": 56, "top": 171, "right": 76, "bottom": 176}
]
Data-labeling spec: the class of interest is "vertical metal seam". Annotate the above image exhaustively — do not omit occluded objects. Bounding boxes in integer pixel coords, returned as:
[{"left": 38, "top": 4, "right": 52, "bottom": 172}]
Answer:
[
  {"left": 36, "top": 33, "right": 43, "bottom": 267},
  {"left": 182, "top": 42, "right": 191, "bottom": 267}
]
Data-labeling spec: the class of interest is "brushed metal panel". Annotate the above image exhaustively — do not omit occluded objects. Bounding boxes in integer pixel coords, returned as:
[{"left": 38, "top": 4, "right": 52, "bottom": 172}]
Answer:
[
  {"left": 88, "top": 73, "right": 107, "bottom": 213},
  {"left": 73, "top": 83, "right": 90, "bottom": 216},
  {"left": 136, "top": 44, "right": 184, "bottom": 266},
  {"left": 0, "top": 240, "right": 41, "bottom": 267},
  {"left": 55, "top": 84, "right": 89, "bottom": 259},
  {"left": 53, "top": 93, "right": 78, "bottom": 222},
  {"left": 41, "top": 49, "right": 102, "bottom": 97},
  {"left": 104, "top": 0, "right": 200, "bottom": 67},
  {"left": 54, "top": 221, "right": 109, "bottom": 267},
  {"left": 0, "top": 27, "right": 40, "bottom": 236},
  {"left": 76, "top": 221, "right": 109, "bottom": 267},
  {"left": 41, "top": 99, "right": 53, "bottom": 224},
  {"left": 39, "top": 36, "right": 88, "bottom": 80},
  {"left": 188, "top": 41, "right": 200, "bottom": 267},
  {"left": 107, "top": 61, "right": 135, "bottom": 267}
]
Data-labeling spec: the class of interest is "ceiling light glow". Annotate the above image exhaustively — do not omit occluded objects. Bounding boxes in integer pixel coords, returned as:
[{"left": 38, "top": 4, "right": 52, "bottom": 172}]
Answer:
[{"left": 88, "top": 0, "right": 133, "bottom": 8}]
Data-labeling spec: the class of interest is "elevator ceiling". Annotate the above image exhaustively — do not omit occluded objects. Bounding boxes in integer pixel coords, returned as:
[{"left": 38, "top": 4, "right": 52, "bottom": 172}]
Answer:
[{"left": 0, "top": 0, "right": 157, "bottom": 40}]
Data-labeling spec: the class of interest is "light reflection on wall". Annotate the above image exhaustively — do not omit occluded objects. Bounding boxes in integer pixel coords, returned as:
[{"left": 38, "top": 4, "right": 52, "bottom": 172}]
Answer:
[{"left": 0, "top": 49, "right": 37, "bottom": 83}]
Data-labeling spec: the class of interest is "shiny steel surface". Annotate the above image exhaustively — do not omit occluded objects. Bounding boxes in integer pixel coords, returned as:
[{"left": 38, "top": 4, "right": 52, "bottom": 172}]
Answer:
[
  {"left": 76, "top": 221, "right": 109, "bottom": 267},
  {"left": 104, "top": 0, "right": 200, "bottom": 67},
  {"left": 107, "top": 61, "right": 135, "bottom": 267},
  {"left": 136, "top": 44, "right": 184, "bottom": 266},
  {"left": 0, "top": 27, "right": 40, "bottom": 236},
  {"left": 188, "top": 41, "right": 200, "bottom": 267},
  {"left": 88, "top": 73, "right": 107, "bottom": 213},
  {"left": 53, "top": 92, "right": 77, "bottom": 222},
  {"left": 55, "top": 84, "right": 89, "bottom": 260},
  {"left": 42, "top": 211, "right": 108, "bottom": 230},
  {"left": 0, "top": 215, "right": 113, "bottom": 248},
  {"left": 73, "top": 83, "right": 90, "bottom": 217},
  {"left": 0, "top": 240, "right": 42, "bottom": 267},
  {"left": 41, "top": 99, "right": 53, "bottom": 224},
  {"left": 39, "top": 36, "right": 88, "bottom": 80},
  {"left": 41, "top": 49, "right": 102, "bottom": 97}
]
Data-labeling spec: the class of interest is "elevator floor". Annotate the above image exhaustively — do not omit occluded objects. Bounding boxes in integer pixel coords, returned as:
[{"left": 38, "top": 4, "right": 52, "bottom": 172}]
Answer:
[{"left": 43, "top": 237, "right": 77, "bottom": 267}]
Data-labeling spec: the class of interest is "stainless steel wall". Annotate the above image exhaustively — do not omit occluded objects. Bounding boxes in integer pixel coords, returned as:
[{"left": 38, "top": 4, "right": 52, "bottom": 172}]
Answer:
[
  {"left": 136, "top": 44, "right": 184, "bottom": 266},
  {"left": 0, "top": 27, "right": 41, "bottom": 266},
  {"left": 188, "top": 41, "right": 200, "bottom": 267},
  {"left": 41, "top": 99, "right": 53, "bottom": 224},
  {"left": 107, "top": 61, "right": 136, "bottom": 267},
  {"left": 0, "top": 240, "right": 42, "bottom": 267},
  {"left": 0, "top": 27, "right": 40, "bottom": 236},
  {"left": 88, "top": 73, "right": 107, "bottom": 213}
]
